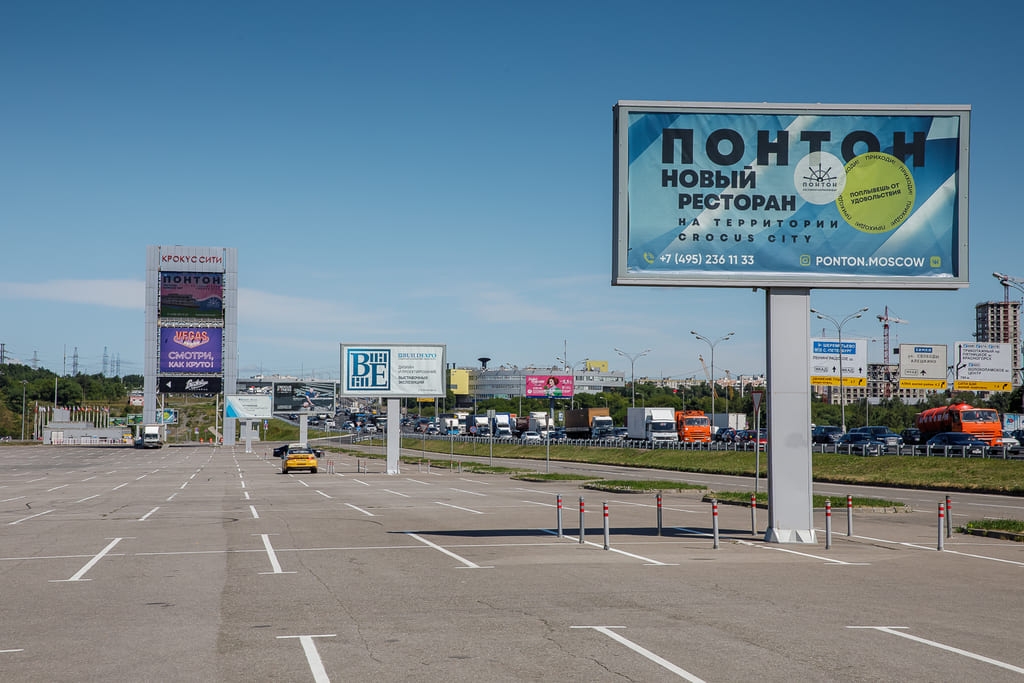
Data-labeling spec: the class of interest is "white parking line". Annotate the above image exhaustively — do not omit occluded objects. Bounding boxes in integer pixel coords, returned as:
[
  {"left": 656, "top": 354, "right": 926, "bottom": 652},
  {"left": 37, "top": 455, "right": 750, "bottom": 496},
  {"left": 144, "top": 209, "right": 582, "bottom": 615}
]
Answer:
[
  {"left": 258, "top": 534, "right": 295, "bottom": 575},
  {"left": 345, "top": 503, "right": 374, "bottom": 516},
  {"left": 382, "top": 489, "right": 410, "bottom": 498},
  {"left": 46, "top": 484, "right": 69, "bottom": 492},
  {"left": 735, "top": 538, "right": 858, "bottom": 565},
  {"left": 855, "top": 534, "right": 1024, "bottom": 566},
  {"left": 404, "top": 532, "right": 491, "bottom": 569},
  {"left": 849, "top": 626, "right": 1024, "bottom": 674},
  {"left": 75, "top": 495, "right": 100, "bottom": 504},
  {"left": 52, "top": 538, "right": 123, "bottom": 582},
  {"left": 277, "top": 634, "right": 335, "bottom": 683},
  {"left": 8, "top": 510, "right": 54, "bottom": 526},
  {"left": 139, "top": 507, "right": 159, "bottom": 521},
  {"left": 315, "top": 491, "right": 332, "bottom": 499},
  {"left": 571, "top": 626, "right": 706, "bottom": 681},
  {"left": 435, "top": 502, "right": 483, "bottom": 514},
  {"left": 540, "top": 529, "right": 671, "bottom": 566},
  {"left": 250, "top": 505, "right": 259, "bottom": 519},
  {"left": 450, "top": 488, "right": 486, "bottom": 497},
  {"left": 112, "top": 482, "right": 129, "bottom": 491}
]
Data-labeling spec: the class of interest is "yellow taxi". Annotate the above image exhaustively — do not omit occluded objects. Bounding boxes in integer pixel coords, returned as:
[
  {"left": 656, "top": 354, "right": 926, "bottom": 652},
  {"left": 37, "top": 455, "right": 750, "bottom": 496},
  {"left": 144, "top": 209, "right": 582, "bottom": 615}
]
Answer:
[{"left": 281, "top": 443, "right": 319, "bottom": 474}]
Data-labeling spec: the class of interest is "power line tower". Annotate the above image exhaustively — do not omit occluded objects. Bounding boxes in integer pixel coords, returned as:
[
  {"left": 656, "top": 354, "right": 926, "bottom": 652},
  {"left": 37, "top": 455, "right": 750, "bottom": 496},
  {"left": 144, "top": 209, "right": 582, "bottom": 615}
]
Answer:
[{"left": 72, "top": 347, "right": 79, "bottom": 375}]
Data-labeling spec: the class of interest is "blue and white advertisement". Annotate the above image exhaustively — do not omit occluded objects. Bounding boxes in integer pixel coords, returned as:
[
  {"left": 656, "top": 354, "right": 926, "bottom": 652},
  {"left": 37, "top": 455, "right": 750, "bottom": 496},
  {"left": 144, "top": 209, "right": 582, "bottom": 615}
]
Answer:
[
  {"left": 613, "top": 102, "right": 970, "bottom": 289},
  {"left": 340, "top": 343, "right": 447, "bottom": 398}
]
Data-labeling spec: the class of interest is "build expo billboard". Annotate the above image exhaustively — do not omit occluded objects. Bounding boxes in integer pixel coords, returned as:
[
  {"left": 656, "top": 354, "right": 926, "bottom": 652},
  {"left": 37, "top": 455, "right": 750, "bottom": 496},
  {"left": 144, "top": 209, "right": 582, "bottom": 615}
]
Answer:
[
  {"left": 612, "top": 101, "right": 970, "bottom": 289},
  {"left": 340, "top": 344, "right": 446, "bottom": 398}
]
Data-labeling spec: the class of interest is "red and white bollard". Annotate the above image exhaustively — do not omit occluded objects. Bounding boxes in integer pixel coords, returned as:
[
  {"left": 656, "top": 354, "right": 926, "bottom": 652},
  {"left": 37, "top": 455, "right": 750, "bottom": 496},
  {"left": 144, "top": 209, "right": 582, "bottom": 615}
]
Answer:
[
  {"left": 656, "top": 493, "right": 663, "bottom": 536},
  {"left": 579, "top": 497, "right": 585, "bottom": 544},
  {"left": 712, "top": 498, "right": 720, "bottom": 549},
  {"left": 603, "top": 502, "right": 610, "bottom": 550},
  {"left": 938, "top": 502, "right": 945, "bottom": 551},
  {"left": 556, "top": 494, "right": 563, "bottom": 538},
  {"left": 945, "top": 494, "right": 953, "bottom": 538},
  {"left": 847, "top": 494, "right": 854, "bottom": 537},
  {"left": 751, "top": 492, "right": 758, "bottom": 534},
  {"left": 825, "top": 499, "right": 832, "bottom": 550}
]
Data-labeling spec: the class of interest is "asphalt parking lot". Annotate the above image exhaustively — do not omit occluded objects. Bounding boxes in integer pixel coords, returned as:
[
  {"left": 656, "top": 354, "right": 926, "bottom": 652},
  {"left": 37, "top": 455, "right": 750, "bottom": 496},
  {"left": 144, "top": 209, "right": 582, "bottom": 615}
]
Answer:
[{"left": 2, "top": 444, "right": 1024, "bottom": 682}]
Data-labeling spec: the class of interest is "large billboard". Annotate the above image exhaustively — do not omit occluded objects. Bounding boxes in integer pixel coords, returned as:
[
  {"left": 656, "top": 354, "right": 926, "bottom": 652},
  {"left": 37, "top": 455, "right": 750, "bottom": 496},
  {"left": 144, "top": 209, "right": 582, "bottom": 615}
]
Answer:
[
  {"left": 272, "top": 381, "right": 336, "bottom": 414},
  {"left": 613, "top": 101, "right": 970, "bottom": 289},
  {"left": 525, "top": 374, "right": 575, "bottom": 398},
  {"left": 159, "top": 327, "right": 223, "bottom": 373},
  {"left": 159, "top": 271, "right": 224, "bottom": 319},
  {"left": 953, "top": 342, "right": 1013, "bottom": 392},
  {"left": 340, "top": 344, "right": 446, "bottom": 398}
]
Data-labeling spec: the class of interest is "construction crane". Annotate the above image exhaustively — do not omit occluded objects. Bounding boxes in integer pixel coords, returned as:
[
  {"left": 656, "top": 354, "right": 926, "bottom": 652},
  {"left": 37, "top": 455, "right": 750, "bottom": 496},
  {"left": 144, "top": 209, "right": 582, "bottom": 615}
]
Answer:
[
  {"left": 877, "top": 307, "right": 907, "bottom": 397},
  {"left": 698, "top": 354, "right": 717, "bottom": 398},
  {"left": 994, "top": 271, "right": 1024, "bottom": 303}
]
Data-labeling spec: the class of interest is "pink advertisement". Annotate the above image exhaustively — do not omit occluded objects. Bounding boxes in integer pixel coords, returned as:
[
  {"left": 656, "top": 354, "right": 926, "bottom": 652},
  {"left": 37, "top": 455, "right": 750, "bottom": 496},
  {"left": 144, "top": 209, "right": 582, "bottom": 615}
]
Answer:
[{"left": 525, "top": 374, "right": 574, "bottom": 398}]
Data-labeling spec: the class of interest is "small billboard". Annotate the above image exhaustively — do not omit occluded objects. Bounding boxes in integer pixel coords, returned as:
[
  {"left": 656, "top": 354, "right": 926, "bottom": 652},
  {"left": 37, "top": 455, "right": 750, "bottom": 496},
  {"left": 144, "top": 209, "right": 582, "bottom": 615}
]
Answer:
[
  {"left": 225, "top": 395, "right": 273, "bottom": 420},
  {"left": 525, "top": 374, "right": 575, "bottom": 398},
  {"left": 809, "top": 338, "right": 867, "bottom": 387},
  {"left": 952, "top": 342, "right": 1013, "bottom": 392},
  {"left": 898, "top": 344, "right": 948, "bottom": 389},
  {"left": 272, "top": 381, "right": 336, "bottom": 414},
  {"left": 158, "top": 376, "right": 223, "bottom": 394}
]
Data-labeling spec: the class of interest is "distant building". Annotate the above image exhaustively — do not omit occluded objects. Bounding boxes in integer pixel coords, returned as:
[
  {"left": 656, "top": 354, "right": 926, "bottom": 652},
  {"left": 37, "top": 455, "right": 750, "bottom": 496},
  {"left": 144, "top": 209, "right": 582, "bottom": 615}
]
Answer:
[{"left": 975, "top": 300, "right": 1021, "bottom": 387}]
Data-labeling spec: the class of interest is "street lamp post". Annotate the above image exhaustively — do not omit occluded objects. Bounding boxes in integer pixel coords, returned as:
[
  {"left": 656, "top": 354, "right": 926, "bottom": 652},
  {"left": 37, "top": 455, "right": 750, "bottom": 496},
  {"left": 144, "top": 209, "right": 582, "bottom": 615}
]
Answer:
[
  {"left": 690, "top": 331, "right": 734, "bottom": 427},
  {"left": 555, "top": 355, "right": 588, "bottom": 410},
  {"left": 614, "top": 348, "right": 651, "bottom": 408},
  {"left": 810, "top": 307, "right": 868, "bottom": 433},
  {"left": 21, "top": 380, "right": 27, "bottom": 441}
]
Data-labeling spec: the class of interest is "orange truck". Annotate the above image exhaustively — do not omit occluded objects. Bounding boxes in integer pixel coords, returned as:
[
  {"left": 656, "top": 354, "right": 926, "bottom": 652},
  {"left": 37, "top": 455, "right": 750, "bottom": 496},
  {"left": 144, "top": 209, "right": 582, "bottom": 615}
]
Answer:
[
  {"left": 914, "top": 402, "right": 1003, "bottom": 445},
  {"left": 676, "top": 409, "right": 712, "bottom": 443}
]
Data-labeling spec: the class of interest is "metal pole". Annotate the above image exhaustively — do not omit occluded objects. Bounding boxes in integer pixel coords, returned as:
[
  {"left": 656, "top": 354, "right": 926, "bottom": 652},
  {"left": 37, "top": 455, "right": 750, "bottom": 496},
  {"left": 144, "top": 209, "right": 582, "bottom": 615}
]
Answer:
[
  {"left": 21, "top": 381, "right": 27, "bottom": 441},
  {"left": 603, "top": 502, "right": 610, "bottom": 550},
  {"left": 825, "top": 499, "right": 832, "bottom": 550},
  {"left": 945, "top": 494, "right": 953, "bottom": 538},
  {"left": 656, "top": 493, "right": 663, "bottom": 536},
  {"left": 579, "top": 497, "right": 585, "bottom": 544},
  {"left": 751, "top": 492, "right": 757, "bottom": 534},
  {"left": 557, "top": 494, "right": 563, "bottom": 538},
  {"left": 712, "top": 498, "right": 719, "bottom": 549},
  {"left": 938, "top": 502, "right": 945, "bottom": 551},
  {"left": 847, "top": 494, "right": 853, "bottom": 536}
]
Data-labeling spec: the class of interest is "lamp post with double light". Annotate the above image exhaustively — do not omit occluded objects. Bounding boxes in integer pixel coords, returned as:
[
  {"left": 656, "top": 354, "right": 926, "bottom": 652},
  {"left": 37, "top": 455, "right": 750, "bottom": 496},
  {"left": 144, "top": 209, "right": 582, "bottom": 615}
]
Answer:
[
  {"left": 690, "top": 331, "right": 734, "bottom": 427},
  {"left": 614, "top": 348, "right": 650, "bottom": 408},
  {"left": 810, "top": 307, "right": 868, "bottom": 433}
]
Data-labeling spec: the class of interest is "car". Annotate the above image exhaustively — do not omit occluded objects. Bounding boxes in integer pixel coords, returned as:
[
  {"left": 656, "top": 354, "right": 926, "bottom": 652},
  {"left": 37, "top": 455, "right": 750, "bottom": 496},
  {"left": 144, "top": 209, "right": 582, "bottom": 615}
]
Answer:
[
  {"left": 520, "top": 431, "right": 542, "bottom": 442},
  {"left": 925, "top": 432, "right": 988, "bottom": 456},
  {"left": 850, "top": 425, "right": 903, "bottom": 448},
  {"left": 281, "top": 444, "right": 319, "bottom": 473},
  {"left": 425, "top": 425, "right": 441, "bottom": 435},
  {"left": 549, "top": 429, "right": 567, "bottom": 441},
  {"left": 900, "top": 427, "right": 923, "bottom": 445},
  {"left": 993, "top": 435, "right": 1020, "bottom": 449},
  {"left": 712, "top": 427, "right": 736, "bottom": 443},
  {"left": 836, "top": 432, "right": 885, "bottom": 456},
  {"left": 613, "top": 427, "right": 629, "bottom": 440},
  {"left": 736, "top": 429, "right": 767, "bottom": 446},
  {"left": 273, "top": 444, "right": 289, "bottom": 458},
  {"left": 812, "top": 425, "right": 844, "bottom": 444}
]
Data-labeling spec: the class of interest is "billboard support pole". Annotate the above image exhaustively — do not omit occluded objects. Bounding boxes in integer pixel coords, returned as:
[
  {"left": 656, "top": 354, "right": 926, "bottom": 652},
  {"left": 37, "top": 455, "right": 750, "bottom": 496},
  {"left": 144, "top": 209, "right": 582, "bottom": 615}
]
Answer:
[
  {"left": 764, "top": 288, "right": 816, "bottom": 544},
  {"left": 386, "top": 397, "right": 401, "bottom": 474}
]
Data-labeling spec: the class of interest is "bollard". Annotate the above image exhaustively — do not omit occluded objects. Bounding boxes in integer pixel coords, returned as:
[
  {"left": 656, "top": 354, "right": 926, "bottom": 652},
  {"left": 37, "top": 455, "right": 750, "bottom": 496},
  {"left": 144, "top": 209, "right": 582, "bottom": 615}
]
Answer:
[
  {"left": 458, "top": 461, "right": 462, "bottom": 474},
  {"left": 603, "top": 502, "right": 610, "bottom": 550},
  {"left": 751, "top": 492, "right": 757, "bottom": 535},
  {"left": 417, "top": 459, "right": 422, "bottom": 473},
  {"left": 825, "top": 499, "right": 832, "bottom": 550},
  {"left": 657, "top": 493, "right": 663, "bottom": 536},
  {"left": 938, "top": 502, "right": 945, "bottom": 551},
  {"left": 426, "top": 460, "right": 430, "bottom": 474},
  {"left": 847, "top": 494, "right": 853, "bottom": 537},
  {"left": 557, "top": 494, "right": 563, "bottom": 538},
  {"left": 945, "top": 494, "right": 953, "bottom": 538},
  {"left": 579, "top": 497, "right": 585, "bottom": 544},
  {"left": 712, "top": 498, "right": 720, "bottom": 549}
]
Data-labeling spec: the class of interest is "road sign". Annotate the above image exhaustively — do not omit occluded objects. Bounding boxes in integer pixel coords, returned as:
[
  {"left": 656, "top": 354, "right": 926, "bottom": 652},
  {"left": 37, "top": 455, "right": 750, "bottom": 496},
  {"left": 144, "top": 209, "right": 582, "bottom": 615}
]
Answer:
[
  {"left": 810, "top": 338, "right": 867, "bottom": 387},
  {"left": 898, "top": 344, "right": 948, "bottom": 389},
  {"left": 953, "top": 342, "right": 1013, "bottom": 392}
]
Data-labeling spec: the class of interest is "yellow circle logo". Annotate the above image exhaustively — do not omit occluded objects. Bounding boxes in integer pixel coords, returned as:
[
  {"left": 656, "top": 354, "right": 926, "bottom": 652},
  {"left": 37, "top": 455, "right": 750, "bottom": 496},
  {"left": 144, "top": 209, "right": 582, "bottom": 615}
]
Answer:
[{"left": 835, "top": 152, "right": 915, "bottom": 234}]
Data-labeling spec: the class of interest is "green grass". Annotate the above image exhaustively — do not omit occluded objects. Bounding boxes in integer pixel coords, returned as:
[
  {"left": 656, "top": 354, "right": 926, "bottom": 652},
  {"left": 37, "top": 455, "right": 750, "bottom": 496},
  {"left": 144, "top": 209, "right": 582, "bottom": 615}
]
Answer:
[
  {"left": 395, "top": 437, "right": 1024, "bottom": 496},
  {"left": 963, "top": 519, "right": 1024, "bottom": 533},
  {"left": 512, "top": 473, "right": 602, "bottom": 482},
  {"left": 583, "top": 479, "right": 706, "bottom": 493}
]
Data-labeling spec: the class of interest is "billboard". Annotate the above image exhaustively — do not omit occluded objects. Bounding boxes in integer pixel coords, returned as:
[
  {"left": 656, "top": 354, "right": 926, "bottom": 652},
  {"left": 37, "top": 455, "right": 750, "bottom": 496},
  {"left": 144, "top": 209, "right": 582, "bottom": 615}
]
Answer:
[
  {"left": 612, "top": 101, "right": 970, "bottom": 289},
  {"left": 525, "top": 374, "right": 575, "bottom": 398},
  {"left": 159, "top": 271, "right": 224, "bottom": 319},
  {"left": 159, "top": 327, "right": 222, "bottom": 373},
  {"left": 340, "top": 344, "right": 446, "bottom": 398},
  {"left": 898, "top": 344, "right": 948, "bottom": 389},
  {"left": 809, "top": 339, "right": 867, "bottom": 387},
  {"left": 157, "top": 376, "right": 224, "bottom": 394},
  {"left": 225, "top": 394, "right": 273, "bottom": 420},
  {"left": 272, "top": 381, "right": 336, "bottom": 414},
  {"left": 952, "top": 342, "right": 1013, "bottom": 391}
]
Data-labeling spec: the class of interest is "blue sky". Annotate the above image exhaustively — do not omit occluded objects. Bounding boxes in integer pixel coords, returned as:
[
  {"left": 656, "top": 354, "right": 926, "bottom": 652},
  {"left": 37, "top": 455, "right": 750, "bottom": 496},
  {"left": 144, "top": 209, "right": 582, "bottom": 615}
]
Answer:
[{"left": 2, "top": 1, "right": 1021, "bottom": 383}]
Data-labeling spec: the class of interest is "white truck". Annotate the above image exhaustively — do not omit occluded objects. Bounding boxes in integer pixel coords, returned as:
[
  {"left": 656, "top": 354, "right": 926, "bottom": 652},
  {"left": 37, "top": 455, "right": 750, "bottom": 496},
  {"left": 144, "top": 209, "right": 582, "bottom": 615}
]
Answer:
[
  {"left": 528, "top": 410, "right": 552, "bottom": 434},
  {"left": 141, "top": 424, "right": 164, "bottom": 448},
  {"left": 626, "top": 407, "right": 679, "bottom": 443},
  {"left": 492, "top": 412, "right": 514, "bottom": 439}
]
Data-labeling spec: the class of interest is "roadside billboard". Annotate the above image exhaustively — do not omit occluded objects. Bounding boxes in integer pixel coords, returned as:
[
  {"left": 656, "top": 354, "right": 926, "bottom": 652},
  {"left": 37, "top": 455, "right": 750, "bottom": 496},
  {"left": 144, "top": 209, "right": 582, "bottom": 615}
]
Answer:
[
  {"left": 340, "top": 344, "right": 446, "bottom": 398},
  {"left": 898, "top": 344, "right": 948, "bottom": 389},
  {"left": 613, "top": 101, "right": 970, "bottom": 289},
  {"left": 159, "top": 327, "right": 222, "bottom": 373},
  {"left": 953, "top": 342, "right": 1013, "bottom": 391},
  {"left": 809, "top": 338, "right": 867, "bottom": 387},
  {"left": 159, "top": 271, "right": 224, "bottom": 320},
  {"left": 272, "top": 381, "right": 336, "bottom": 414},
  {"left": 524, "top": 374, "right": 575, "bottom": 398},
  {"left": 225, "top": 394, "right": 273, "bottom": 420}
]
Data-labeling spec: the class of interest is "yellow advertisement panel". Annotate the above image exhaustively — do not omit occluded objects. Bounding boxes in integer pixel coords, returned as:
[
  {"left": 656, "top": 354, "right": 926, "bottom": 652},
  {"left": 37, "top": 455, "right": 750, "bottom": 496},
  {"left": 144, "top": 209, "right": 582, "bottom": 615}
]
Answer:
[
  {"left": 449, "top": 369, "right": 469, "bottom": 395},
  {"left": 810, "top": 376, "right": 867, "bottom": 387},
  {"left": 585, "top": 359, "right": 609, "bottom": 372},
  {"left": 953, "top": 380, "right": 1012, "bottom": 392}
]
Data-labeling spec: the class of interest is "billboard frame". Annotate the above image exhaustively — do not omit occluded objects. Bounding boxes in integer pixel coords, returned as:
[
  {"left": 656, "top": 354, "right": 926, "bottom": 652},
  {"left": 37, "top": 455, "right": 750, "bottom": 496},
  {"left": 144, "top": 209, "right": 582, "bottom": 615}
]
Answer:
[
  {"left": 612, "top": 100, "right": 971, "bottom": 289},
  {"left": 339, "top": 343, "right": 447, "bottom": 399}
]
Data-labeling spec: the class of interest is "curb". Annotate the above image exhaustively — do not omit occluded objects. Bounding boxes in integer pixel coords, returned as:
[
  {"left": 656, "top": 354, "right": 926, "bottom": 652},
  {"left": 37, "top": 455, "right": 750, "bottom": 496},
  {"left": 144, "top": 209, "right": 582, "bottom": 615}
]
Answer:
[{"left": 962, "top": 528, "right": 1024, "bottom": 543}]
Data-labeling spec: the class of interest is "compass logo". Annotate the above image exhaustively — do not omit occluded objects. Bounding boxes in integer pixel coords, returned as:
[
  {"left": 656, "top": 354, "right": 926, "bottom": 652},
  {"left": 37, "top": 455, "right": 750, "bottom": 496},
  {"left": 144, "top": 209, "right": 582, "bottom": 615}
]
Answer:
[{"left": 794, "top": 151, "right": 846, "bottom": 205}]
